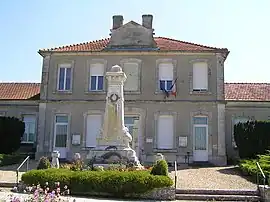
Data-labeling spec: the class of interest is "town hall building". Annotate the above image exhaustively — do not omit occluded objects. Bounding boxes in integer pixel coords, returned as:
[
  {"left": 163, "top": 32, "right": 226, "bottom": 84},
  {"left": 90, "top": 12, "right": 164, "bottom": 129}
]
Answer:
[{"left": 0, "top": 15, "right": 269, "bottom": 166}]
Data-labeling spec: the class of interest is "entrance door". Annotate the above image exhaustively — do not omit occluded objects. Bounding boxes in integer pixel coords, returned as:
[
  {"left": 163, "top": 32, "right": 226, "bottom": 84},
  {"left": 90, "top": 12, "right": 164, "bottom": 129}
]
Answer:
[
  {"left": 54, "top": 115, "right": 69, "bottom": 159},
  {"left": 124, "top": 116, "right": 140, "bottom": 156},
  {"left": 193, "top": 116, "right": 208, "bottom": 162}
]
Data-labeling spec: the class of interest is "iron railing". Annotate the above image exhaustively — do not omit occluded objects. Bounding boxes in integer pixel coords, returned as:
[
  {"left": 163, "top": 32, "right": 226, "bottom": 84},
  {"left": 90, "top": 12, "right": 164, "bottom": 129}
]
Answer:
[
  {"left": 256, "top": 161, "right": 266, "bottom": 200},
  {"left": 174, "top": 161, "right": 177, "bottom": 190},
  {"left": 16, "top": 156, "right": 30, "bottom": 186}
]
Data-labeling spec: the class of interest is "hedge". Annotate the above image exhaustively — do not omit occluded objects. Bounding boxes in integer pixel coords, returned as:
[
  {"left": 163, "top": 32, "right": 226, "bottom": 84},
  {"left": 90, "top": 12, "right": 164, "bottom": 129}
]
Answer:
[
  {"left": 239, "top": 152, "right": 270, "bottom": 185},
  {"left": 0, "top": 154, "right": 24, "bottom": 166},
  {"left": 234, "top": 120, "right": 270, "bottom": 159},
  {"left": 21, "top": 169, "right": 173, "bottom": 196}
]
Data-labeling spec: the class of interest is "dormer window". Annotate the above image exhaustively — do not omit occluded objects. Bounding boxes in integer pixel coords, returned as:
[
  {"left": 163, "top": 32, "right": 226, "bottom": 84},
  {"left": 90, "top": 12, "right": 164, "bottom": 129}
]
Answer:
[{"left": 158, "top": 63, "right": 173, "bottom": 91}]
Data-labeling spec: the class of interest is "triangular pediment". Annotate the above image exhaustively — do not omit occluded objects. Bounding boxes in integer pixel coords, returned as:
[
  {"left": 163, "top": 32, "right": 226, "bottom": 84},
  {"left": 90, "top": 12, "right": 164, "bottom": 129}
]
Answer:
[{"left": 106, "top": 20, "right": 157, "bottom": 49}]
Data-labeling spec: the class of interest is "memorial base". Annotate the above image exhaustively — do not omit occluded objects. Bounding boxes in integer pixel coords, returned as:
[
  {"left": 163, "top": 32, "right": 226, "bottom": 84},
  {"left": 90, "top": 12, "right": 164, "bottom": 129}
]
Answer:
[{"left": 86, "top": 146, "right": 143, "bottom": 168}]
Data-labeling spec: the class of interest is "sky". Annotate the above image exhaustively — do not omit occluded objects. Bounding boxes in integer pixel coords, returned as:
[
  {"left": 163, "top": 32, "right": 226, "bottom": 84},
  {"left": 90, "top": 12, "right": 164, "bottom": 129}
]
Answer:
[{"left": 0, "top": 0, "right": 269, "bottom": 83}]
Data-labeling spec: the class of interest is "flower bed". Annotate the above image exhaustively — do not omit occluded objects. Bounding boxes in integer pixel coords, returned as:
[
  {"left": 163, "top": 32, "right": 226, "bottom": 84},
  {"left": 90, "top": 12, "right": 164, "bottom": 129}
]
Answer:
[{"left": 21, "top": 168, "right": 173, "bottom": 199}]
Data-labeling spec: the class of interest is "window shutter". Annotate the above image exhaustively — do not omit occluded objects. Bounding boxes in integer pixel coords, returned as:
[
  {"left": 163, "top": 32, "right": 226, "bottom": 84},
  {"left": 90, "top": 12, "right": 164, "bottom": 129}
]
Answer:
[
  {"left": 193, "top": 62, "right": 208, "bottom": 90},
  {"left": 90, "top": 64, "right": 104, "bottom": 76},
  {"left": 123, "top": 63, "right": 139, "bottom": 91},
  {"left": 86, "top": 114, "right": 102, "bottom": 147},
  {"left": 158, "top": 63, "right": 173, "bottom": 80},
  {"left": 157, "top": 115, "right": 174, "bottom": 149}
]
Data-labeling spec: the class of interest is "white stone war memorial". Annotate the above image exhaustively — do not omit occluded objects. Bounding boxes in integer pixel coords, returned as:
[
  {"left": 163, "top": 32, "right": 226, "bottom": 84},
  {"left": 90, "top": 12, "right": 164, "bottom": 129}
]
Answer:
[{"left": 86, "top": 65, "right": 142, "bottom": 168}]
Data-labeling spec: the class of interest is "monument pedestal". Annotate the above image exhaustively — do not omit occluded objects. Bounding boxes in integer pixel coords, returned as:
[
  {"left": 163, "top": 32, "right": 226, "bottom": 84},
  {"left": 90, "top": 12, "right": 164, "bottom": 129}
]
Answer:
[{"left": 86, "top": 65, "right": 142, "bottom": 168}]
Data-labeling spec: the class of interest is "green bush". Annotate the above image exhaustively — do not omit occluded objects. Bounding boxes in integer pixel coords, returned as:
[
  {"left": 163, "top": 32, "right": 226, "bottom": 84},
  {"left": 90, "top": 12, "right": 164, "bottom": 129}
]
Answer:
[
  {"left": 234, "top": 120, "right": 270, "bottom": 158},
  {"left": 0, "top": 154, "right": 24, "bottom": 166},
  {"left": 22, "top": 169, "right": 173, "bottom": 196},
  {"left": 239, "top": 152, "right": 270, "bottom": 185},
  {"left": 150, "top": 160, "right": 169, "bottom": 176},
  {"left": 37, "top": 156, "right": 51, "bottom": 170},
  {"left": 0, "top": 117, "right": 25, "bottom": 154}
]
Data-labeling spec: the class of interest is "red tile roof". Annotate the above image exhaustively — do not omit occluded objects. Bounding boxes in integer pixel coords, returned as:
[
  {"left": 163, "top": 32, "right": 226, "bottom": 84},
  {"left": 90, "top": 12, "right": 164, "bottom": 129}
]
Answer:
[
  {"left": 225, "top": 83, "right": 270, "bottom": 101},
  {"left": 1, "top": 83, "right": 269, "bottom": 102},
  {"left": 39, "top": 37, "right": 228, "bottom": 53},
  {"left": 0, "top": 83, "right": 40, "bottom": 100}
]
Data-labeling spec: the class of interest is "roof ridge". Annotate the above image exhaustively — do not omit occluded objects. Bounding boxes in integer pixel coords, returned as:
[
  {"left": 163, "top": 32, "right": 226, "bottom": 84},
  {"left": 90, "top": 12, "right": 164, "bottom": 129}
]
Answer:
[{"left": 156, "top": 36, "right": 228, "bottom": 51}]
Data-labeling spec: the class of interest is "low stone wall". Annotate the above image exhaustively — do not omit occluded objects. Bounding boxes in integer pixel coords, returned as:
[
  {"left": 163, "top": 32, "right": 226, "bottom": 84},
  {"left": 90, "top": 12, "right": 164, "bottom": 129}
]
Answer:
[
  {"left": 259, "top": 185, "right": 270, "bottom": 202},
  {"left": 72, "top": 187, "right": 175, "bottom": 201}
]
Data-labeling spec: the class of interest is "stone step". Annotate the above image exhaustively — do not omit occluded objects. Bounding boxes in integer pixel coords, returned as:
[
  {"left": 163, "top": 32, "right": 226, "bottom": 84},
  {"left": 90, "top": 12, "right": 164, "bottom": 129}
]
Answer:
[
  {"left": 176, "top": 188, "right": 259, "bottom": 196},
  {"left": 175, "top": 194, "right": 261, "bottom": 201}
]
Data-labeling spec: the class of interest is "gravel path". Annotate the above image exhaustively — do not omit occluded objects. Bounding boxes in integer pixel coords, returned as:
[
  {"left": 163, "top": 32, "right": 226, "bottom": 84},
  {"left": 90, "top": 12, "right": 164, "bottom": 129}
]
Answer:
[
  {"left": 0, "top": 162, "right": 257, "bottom": 191},
  {"left": 170, "top": 165, "right": 257, "bottom": 190}
]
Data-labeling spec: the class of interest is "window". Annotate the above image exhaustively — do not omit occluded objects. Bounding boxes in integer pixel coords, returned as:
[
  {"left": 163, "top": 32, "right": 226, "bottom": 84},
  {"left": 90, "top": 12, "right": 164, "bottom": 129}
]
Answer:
[
  {"left": 0, "top": 112, "right": 6, "bottom": 117},
  {"left": 193, "top": 116, "right": 208, "bottom": 151},
  {"left": 22, "top": 115, "right": 36, "bottom": 143},
  {"left": 159, "top": 63, "right": 173, "bottom": 91},
  {"left": 58, "top": 64, "right": 72, "bottom": 91},
  {"left": 157, "top": 115, "right": 174, "bottom": 149},
  {"left": 89, "top": 64, "right": 104, "bottom": 91},
  {"left": 124, "top": 116, "right": 140, "bottom": 149},
  {"left": 123, "top": 62, "right": 139, "bottom": 91},
  {"left": 54, "top": 115, "right": 68, "bottom": 148},
  {"left": 193, "top": 62, "right": 208, "bottom": 91},
  {"left": 86, "top": 114, "right": 102, "bottom": 147}
]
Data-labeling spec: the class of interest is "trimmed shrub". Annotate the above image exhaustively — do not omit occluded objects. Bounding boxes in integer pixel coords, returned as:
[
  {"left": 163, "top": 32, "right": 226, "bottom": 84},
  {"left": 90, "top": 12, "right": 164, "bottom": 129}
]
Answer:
[
  {"left": 21, "top": 169, "right": 173, "bottom": 196},
  {"left": 239, "top": 152, "right": 270, "bottom": 185},
  {"left": 234, "top": 120, "right": 270, "bottom": 158},
  {"left": 150, "top": 160, "right": 169, "bottom": 176},
  {"left": 37, "top": 156, "right": 50, "bottom": 170},
  {"left": 0, "top": 154, "right": 23, "bottom": 166},
  {"left": 0, "top": 116, "right": 25, "bottom": 154}
]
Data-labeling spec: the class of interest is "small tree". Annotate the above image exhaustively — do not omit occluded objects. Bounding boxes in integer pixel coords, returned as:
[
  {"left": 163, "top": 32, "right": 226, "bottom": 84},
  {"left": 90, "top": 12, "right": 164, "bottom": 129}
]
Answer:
[
  {"left": 150, "top": 160, "right": 169, "bottom": 176},
  {"left": 0, "top": 117, "right": 25, "bottom": 154}
]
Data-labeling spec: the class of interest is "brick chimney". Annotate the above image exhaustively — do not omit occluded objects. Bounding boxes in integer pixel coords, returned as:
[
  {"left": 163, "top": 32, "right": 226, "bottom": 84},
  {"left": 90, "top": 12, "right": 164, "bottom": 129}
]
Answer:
[
  {"left": 142, "top": 14, "right": 153, "bottom": 29},
  {"left": 112, "top": 15, "right": 124, "bottom": 30}
]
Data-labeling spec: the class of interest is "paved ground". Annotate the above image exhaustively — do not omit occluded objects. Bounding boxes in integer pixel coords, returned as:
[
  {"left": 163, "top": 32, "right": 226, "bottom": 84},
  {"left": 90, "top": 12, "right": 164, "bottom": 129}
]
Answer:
[
  {"left": 169, "top": 165, "right": 257, "bottom": 190},
  {"left": 0, "top": 162, "right": 257, "bottom": 191},
  {"left": 0, "top": 160, "right": 37, "bottom": 183},
  {"left": 0, "top": 191, "right": 207, "bottom": 202}
]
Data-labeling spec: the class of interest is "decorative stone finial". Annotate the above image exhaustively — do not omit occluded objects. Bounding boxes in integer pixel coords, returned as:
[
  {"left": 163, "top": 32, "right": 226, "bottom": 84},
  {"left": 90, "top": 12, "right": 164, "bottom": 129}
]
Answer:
[{"left": 111, "top": 65, "right": 122, "bottom": 72}]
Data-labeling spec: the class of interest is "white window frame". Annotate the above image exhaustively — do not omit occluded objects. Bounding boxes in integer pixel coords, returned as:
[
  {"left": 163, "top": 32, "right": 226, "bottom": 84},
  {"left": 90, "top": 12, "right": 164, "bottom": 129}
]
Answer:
[
  {"left": 156, "top": 115, "right": 174, "bottom": 149},
  {"left": 192, "top": 62, "right": 208, "bottom": 91},
  {"left": 21, "top": 114, "right": 37, "bottom": 144},
  {"left": 89, "top": 63, "right": 104, "bottom": 91},
  {"left": 57, "top": 64, "right": 72, "bottom": 91},
  {"left": 54, "top": 115, "right": 69, "bottom": 148},
  {"left": 158, "top": 63, "right": 174, "bottom": 91},
  {"left": 193, "top": 116, "right": 208, "bottom": 150}
]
